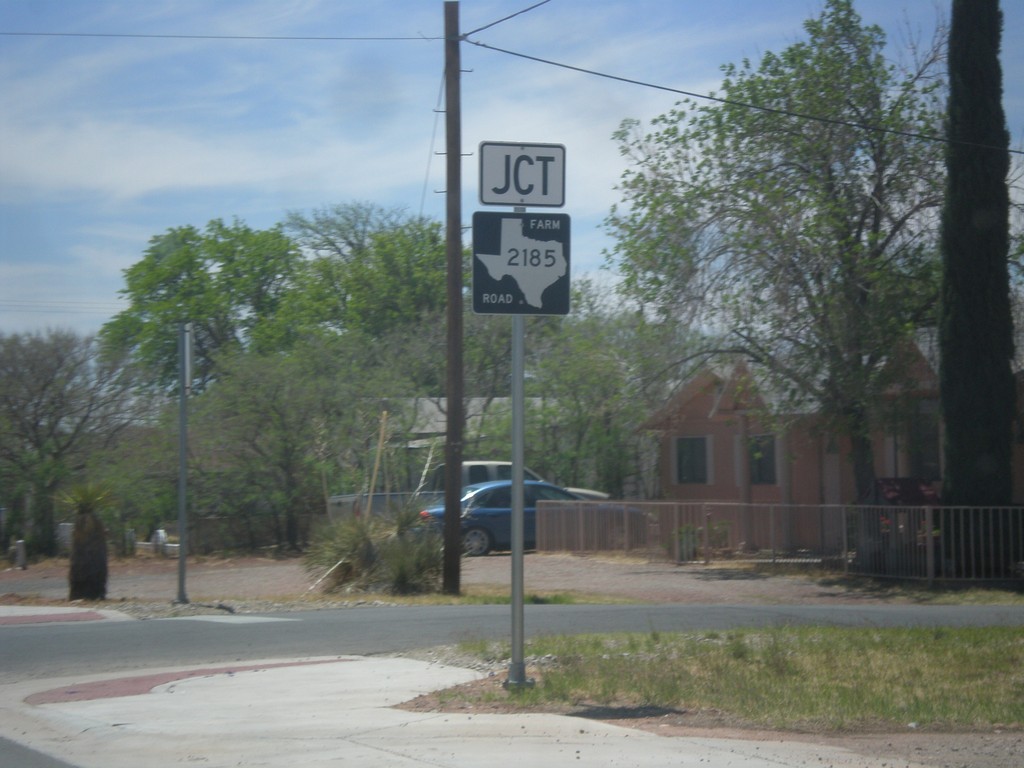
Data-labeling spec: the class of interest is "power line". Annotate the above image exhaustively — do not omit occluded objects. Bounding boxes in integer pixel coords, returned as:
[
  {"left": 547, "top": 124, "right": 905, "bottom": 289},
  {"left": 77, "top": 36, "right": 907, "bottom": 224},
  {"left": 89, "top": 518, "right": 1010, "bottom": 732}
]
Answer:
[
  {"left": 5, "top": 8, "right": 1019, "bottom": 159},
  {"left": 0, "top": 300, "right": 124, "bottom": 315},
  {"left": 463, "top": 0, "right": 552, "bottom": 37},
  {"left": 0, "top": 0, "right": 555, "bottom": 44},
  {"left": 0, "top": 30, "right": 441, "bottom": 41},
  {"left": 419, "top": 72, "right": 447, "bottom": 219},
  {"left": 464, "top": 37, "right": 1024, "bottom": 157}
]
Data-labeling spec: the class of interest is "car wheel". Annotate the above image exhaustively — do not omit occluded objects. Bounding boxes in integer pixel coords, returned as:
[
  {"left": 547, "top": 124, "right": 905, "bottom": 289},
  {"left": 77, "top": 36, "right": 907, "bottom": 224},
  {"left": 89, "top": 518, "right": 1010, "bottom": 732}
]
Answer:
[{"left": 462, "top": 528, "right": 492, "bottom": 556}]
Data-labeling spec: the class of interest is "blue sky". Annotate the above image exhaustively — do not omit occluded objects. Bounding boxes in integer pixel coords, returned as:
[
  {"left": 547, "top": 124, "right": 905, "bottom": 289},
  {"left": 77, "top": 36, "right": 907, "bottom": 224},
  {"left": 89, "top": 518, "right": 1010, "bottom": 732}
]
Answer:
[{"left": 1, "top": 0, "right": 1022, "bottom": 335}]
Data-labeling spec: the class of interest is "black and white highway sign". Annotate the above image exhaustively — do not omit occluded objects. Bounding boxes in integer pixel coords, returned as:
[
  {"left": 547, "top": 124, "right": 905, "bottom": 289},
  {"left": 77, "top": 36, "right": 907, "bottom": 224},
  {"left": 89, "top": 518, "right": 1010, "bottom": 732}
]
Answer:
[
  {"left": 479, "top": 142, "right": 566, "bottom": 208},
  {"left": 472, "top": 211, "right": 570, "bottom": 315}
]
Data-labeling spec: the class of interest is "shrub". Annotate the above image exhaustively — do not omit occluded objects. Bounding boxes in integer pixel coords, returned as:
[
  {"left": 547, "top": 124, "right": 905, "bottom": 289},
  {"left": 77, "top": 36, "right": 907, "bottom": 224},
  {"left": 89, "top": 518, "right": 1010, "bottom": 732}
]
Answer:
[
  {"left": 63, "top": 483, "right": 112, "bottom": 601},
  {"left": 305, "top": 506, "right": 442, "bottom": 595}
]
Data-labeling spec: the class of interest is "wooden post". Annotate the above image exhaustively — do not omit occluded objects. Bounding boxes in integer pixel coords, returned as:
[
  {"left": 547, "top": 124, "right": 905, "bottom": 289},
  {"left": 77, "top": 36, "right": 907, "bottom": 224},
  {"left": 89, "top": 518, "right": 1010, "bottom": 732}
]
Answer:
[{"left": 442, "top": 1, "right": 464, "bottom": 595}]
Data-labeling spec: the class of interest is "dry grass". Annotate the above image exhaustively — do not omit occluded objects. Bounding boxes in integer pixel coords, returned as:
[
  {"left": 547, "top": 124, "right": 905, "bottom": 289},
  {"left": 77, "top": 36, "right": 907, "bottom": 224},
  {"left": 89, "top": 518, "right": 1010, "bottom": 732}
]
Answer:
[{"left": 457, "top": 626, "right": 1024, "bottom": 732}]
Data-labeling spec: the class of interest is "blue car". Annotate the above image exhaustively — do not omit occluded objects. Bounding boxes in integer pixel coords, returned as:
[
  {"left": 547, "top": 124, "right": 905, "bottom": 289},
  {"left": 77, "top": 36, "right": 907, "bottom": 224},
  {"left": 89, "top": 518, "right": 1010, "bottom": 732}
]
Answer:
[{"left": 419, "top": 480, "right": 580, "bottom": 556}]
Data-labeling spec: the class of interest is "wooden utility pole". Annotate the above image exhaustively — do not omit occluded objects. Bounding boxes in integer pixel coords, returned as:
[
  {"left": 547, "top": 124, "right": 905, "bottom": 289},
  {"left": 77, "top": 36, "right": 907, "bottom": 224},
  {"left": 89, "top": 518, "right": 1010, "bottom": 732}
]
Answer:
[{"left": 442, "top": 0, "right": 463, "bottom": 594}]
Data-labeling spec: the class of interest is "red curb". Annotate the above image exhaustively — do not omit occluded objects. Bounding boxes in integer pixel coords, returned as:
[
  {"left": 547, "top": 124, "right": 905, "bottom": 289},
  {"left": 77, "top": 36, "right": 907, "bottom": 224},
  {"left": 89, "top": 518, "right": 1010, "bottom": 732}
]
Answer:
[
  {"left": 0, "top": 611, "right": 107, "bottom": 626},
  {"left": 25, "top": 659, "right": 350, "bottom": 705}
]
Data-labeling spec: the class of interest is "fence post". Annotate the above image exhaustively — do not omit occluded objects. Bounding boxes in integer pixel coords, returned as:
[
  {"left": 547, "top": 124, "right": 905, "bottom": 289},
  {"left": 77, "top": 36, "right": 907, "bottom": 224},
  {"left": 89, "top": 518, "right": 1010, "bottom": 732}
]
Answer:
[
  {"left": 576, "top": 502, "right": 584, "bottom": 553},
  {"left": 841, "top": 506, "right": 849, "bottom": 576},
  {"left": 672, "top": 504, "right": 680, "bottom": 563},
  {"left": 15, "top": 539, "right": 27, "bottom": 570},
  {"left": 770, "top": 505, "right": 776, "bottom": 564},
  {"left": 702, "top": 503, "right": 711, "bottom": 564},
  {"left": 925, "top": 506, "right": 935, "bottom": 586}
]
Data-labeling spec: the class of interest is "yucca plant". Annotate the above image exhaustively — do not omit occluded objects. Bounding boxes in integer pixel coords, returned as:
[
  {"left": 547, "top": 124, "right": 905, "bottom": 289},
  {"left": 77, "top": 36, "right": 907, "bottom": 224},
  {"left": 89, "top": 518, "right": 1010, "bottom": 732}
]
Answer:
[
  {"left": 62, "top": 483, "right": 112, "bottom": 601},
  {"left": 304, "top": 513, "right": 382, "bottom": 591},
  {"left": 305, "top": 504, "right": 442, "bottom": 594}
]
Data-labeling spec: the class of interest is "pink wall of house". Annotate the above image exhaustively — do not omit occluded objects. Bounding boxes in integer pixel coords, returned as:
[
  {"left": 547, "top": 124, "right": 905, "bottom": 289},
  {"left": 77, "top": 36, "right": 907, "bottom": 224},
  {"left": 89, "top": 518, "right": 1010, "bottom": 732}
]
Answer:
[
  {"left": 647, "top": 364, "right": 957, "bottom": 507},
  {"left": 649, "top": 373, "right": 833, "bottom": 505}
]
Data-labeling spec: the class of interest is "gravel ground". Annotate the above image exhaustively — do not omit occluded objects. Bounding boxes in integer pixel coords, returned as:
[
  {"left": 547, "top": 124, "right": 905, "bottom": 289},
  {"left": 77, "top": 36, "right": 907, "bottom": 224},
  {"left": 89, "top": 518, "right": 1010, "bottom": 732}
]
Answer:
[
  {"left": 1, "top": 550, "right": 883, "bottom": 613},
  {"left": 3, "top": 552, "right": 1022, "bottom": 767}
]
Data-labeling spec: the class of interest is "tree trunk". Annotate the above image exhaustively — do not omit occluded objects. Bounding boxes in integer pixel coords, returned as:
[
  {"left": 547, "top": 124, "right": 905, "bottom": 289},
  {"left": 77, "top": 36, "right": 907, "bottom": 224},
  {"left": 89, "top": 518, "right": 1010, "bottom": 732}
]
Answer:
[{"left": 847, "top": 405, "right": 877, "bottom": 503}]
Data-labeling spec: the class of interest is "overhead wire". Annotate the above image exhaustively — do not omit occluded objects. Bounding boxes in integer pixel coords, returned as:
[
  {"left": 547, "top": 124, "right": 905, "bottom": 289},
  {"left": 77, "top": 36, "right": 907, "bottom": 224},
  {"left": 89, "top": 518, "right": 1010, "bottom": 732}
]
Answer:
[
  {"left": 0, "top": 300, "right": 125, "bottom": 315},
  {"left": 0, "top": 31, "right": 441, "bottom": 41},
  {"left": 417, "top": 0, "right": 553, "bottom": 220},
  {"left": 2, "top": 2, "right": 1020, "bottom": 323},
  {"left": 418, "top": 72, "right": 447, "bottom": 220},
  {"left": 462, "top": 0, "right": 552, "bottom": 37},
  {"left": 6, "top": 7, "right": 1012, "bottom": 154},
  {"left": 462, "top": 36, "right": 1023, "bottom": 157}
]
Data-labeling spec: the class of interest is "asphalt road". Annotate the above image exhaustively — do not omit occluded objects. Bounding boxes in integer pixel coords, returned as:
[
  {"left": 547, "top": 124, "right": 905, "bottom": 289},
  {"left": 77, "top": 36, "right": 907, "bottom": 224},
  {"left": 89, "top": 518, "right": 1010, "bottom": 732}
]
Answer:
[
  {"left": 4, "top": 601, "right": 1024, "bottom": 768},
  {"left": 0, "top": 736, "right": 76, "bottom": 768},
  {"left": 5, "top": 602, "right": 1024, "bottom": 684}
]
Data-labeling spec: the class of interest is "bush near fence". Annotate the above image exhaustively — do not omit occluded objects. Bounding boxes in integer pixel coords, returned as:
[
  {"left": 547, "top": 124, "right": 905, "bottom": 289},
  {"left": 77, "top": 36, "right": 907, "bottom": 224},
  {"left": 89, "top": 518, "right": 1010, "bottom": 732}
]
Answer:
[{"left": 536, "top": 501, "right": 1024, "bottom": 583}]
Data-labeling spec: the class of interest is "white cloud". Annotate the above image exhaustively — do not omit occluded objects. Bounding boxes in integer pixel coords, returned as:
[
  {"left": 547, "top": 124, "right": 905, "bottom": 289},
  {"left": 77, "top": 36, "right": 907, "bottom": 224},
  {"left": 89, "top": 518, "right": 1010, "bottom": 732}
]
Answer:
[{"left": 1, "top": 0, "right": 1022, "bottom": 335}]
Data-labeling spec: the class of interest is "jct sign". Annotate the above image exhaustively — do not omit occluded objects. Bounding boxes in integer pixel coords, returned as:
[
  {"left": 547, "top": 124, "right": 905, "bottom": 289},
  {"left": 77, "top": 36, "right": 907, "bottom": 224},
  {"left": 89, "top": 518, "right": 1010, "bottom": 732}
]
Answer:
[{"left": 479, "top": 142, "right": 566, "bottom": 208}]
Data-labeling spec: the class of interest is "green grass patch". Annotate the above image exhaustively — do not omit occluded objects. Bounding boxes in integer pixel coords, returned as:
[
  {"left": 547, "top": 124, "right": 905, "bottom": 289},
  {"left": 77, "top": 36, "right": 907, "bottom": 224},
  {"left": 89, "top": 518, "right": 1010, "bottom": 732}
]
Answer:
[
  {"left": 460, "top": 626, "right": 1024, "bottom": 731},
  {"left": 743, "top": 563, "right": 1024, "bottom": 605}
]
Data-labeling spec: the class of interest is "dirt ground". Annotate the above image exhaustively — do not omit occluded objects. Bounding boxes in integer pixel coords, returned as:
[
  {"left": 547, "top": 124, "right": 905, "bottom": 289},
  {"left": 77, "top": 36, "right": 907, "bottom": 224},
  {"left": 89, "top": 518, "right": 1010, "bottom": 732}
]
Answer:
[
  {"left": 3, "top": 552, "right": 1022, "bottom": 767},
  {"left": 0, "top": 549, "right": 965, "bottom": 604}
]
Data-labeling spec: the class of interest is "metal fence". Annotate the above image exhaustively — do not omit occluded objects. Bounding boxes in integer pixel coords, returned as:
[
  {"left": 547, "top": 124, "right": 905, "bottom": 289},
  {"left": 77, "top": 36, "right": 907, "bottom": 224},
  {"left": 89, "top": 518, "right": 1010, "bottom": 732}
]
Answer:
[
  {"left": 536, "top": 500, "right": 1024, "bottom": 584},
  {"left": 158, "top": 514, "right": 320, "bottom": 554}
]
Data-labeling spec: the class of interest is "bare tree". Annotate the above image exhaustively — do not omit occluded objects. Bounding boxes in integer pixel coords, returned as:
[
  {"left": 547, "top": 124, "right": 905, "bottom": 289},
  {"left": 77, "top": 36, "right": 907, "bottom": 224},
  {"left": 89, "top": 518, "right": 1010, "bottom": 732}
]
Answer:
[{"left": 0, "top": 330, "right": 141, "bottom": 555}]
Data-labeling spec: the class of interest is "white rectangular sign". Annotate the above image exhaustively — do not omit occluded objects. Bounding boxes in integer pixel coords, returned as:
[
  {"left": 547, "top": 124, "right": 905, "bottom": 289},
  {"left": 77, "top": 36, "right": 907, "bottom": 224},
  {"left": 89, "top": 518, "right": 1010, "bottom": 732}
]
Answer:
[{"left": 479, "top": 142, "right": 566, "bottom": 207}]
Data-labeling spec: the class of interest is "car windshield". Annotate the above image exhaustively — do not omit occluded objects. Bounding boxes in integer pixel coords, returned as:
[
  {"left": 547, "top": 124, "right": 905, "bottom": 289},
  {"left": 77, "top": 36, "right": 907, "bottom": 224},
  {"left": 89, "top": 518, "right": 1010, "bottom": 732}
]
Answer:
[{"left": 460, "top": 484, "right": 491, "bottom": 509}]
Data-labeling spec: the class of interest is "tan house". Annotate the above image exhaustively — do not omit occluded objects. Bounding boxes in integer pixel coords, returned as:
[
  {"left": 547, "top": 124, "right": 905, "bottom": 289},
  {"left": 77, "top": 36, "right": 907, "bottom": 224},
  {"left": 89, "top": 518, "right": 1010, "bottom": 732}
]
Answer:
[
  {"left": 645, "top": 344, "right": 1024, "bottom": 509},
  {"left": 644, "top": 353, "right": 950, "bottom": 509}
]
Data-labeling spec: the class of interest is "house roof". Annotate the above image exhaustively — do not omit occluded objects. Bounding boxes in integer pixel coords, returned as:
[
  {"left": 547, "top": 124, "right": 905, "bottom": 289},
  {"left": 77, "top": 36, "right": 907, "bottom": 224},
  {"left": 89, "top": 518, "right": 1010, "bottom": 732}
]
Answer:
[
  {"left": 642, "top": 356, "right": 771, "bottom": 431},
  {"left": 409, "top": 397, "right": 512, "bottom": 437},
  {"left": 643, "top": 331, "right": 946, "bottom": 433}
]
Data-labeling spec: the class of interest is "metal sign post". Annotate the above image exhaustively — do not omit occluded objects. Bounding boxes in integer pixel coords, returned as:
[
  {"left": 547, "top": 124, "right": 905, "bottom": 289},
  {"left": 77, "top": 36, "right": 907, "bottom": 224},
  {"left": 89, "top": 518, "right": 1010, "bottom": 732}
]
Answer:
[
  {"left": 476, "top": 141, "right": 568, "bottom": 690},
  {"left": 506, "top": 312, "right": 529, "bottom": 688},
  {"left": 176, "top": 322, "right": 192, "bottom": 605}
]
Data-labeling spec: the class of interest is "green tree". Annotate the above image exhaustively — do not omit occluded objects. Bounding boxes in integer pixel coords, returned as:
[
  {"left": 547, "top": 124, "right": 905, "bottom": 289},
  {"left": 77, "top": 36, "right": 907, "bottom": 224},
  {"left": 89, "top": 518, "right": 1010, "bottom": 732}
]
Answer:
[
  {"left": 84, "top": 417, "right": 177, "bottom": 556},
  {"left": 282, "top": 203, "right": 442, "bottom": 339},
  {"left": 526, "top": 280, "right": 675, "bottom": 497},
  {"left": 101, "top": 218, "right": 302, "bottom": 390},
  {"left": 607, "top": 0, "right": 946, "bottom": 500},
  {"left": 939, "top": 0, "right": 1014, "bottom": 506},
  {"left": 190, "top": 348, "right": 330, "bottom": 551},
  {"left": 188, "top": 336, "right": 417, "bottom": 551}
]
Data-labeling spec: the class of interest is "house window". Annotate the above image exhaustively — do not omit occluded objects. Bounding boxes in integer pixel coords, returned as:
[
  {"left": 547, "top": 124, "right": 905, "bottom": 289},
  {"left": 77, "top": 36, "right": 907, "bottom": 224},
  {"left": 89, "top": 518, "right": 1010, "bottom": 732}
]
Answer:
[
  {"left": 749, "top": 434, "right": 776, "bottom": 485},
  {"left": 675, "top": 436, "right": 709, "bottom": 484}
]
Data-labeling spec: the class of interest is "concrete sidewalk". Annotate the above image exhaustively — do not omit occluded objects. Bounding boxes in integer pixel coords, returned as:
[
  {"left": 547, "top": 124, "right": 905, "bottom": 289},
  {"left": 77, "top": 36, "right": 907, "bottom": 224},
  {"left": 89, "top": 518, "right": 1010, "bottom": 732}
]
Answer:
[
  {"left": 0, "top": 605, "right": 135, "bottom": 626},
  {"left": 0, "top": 605, "right": 934, "bottom": 768}
]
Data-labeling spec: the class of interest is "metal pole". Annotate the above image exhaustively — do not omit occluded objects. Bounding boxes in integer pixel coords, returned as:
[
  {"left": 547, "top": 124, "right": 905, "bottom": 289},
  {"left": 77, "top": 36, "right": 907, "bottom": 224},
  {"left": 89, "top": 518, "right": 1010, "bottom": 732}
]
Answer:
[
  {"left": 176, "top": 322, "right": 191, "bottom": 604},
  {"left": 506, "top": 312, "right": 532, "bottom": 688},
  {"left": 925, "top": 506, "right": 935, "bottom": 586},
  {"left": 442, "top": 0, "right": 464, "bottom": 595}
]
